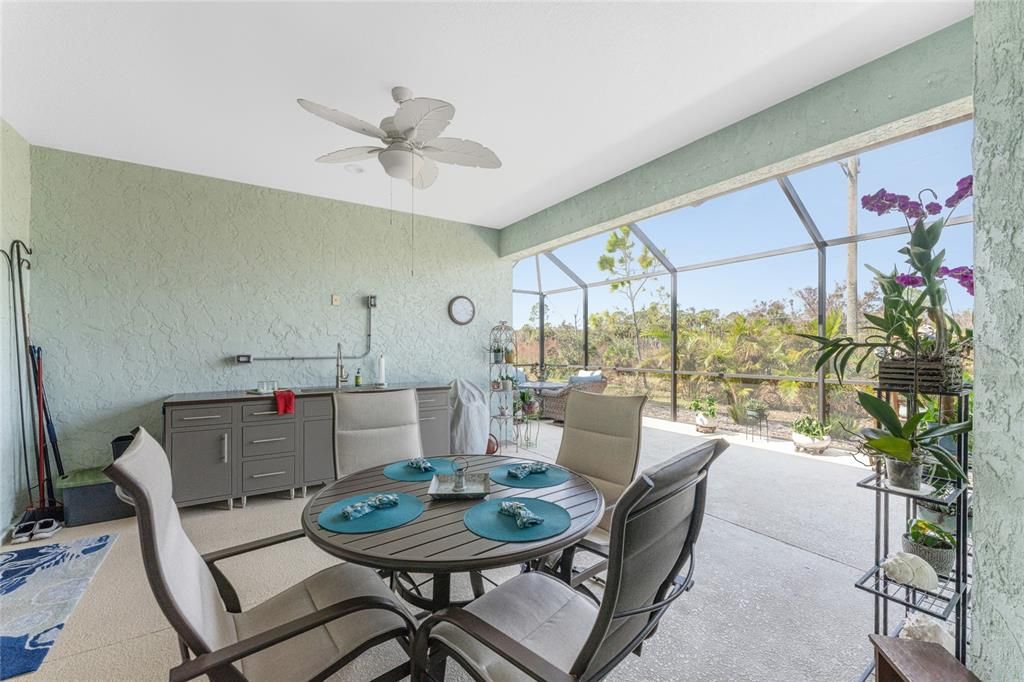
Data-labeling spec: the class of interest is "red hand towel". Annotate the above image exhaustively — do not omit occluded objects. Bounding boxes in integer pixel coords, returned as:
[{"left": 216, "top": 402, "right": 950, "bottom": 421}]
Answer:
[{"left": 274, "top": 389, "right": 295, "bottom": 415}]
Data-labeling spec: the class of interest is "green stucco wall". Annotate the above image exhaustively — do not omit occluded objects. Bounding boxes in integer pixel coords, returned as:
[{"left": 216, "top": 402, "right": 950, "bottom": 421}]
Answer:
[
  {"left": 29, "top": 147, "right": 510, "bottom": 473},
  {"left": 971, "top": 1, "right": 1024, "bottom": 678},
  {"left": 500, "top": 18, "right": 974, "bottom": 257},
  {"left": 1, "top": 119, "right": 32, "bottom": 527}
]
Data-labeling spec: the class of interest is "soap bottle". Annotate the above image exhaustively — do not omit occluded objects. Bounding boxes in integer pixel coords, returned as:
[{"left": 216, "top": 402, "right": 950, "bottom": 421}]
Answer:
[{"left": 354, "top": 369, "right": 362, "bottom": 387}]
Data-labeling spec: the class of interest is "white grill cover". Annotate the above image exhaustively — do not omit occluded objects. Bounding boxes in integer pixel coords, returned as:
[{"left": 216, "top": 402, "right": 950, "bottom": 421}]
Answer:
[{"left": 449, "top": 379, "right": 488, "bottom": 454}]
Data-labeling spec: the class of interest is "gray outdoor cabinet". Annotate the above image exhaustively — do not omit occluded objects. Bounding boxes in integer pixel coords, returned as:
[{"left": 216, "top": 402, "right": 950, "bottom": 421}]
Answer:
[{"left": 163, "top": 384, "right": 451, "bottom": 508}]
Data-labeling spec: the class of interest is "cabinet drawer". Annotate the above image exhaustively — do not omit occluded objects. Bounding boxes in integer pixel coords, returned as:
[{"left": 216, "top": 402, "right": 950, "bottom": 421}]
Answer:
[
  {"left": 302, "top": 397, "right": 334, "bottom": 419},
  {"left": 241, "top": 423, "right": 295, "bottom": 458},
  {"left": 169, "top": 406, "right": 232, "bottom": 429},
  {"left": 417, "top": 389, "right": 448, "bottom": 410},
  {"left": 242, "top": 401, "right": 294, "bottom": 422},
  {"left": 242, "top": 456, "right": 296, "bottom": 492}
]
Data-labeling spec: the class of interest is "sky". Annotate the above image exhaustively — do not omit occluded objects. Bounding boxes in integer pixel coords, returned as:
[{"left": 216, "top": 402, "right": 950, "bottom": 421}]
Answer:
[{"left": 513, "top": 120, "right": 975, "bottom": 328}]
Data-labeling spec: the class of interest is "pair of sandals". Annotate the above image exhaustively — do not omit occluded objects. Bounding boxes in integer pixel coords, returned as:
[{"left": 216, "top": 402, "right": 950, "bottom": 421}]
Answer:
[{"left": 11, "top": 518, "right": 62, "bottom": 544}]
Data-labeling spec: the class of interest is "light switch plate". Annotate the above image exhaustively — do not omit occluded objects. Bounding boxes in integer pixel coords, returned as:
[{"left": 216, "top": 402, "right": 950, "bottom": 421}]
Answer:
[{"left": 331, "top": 294, "right": 341, "bottom": 306}]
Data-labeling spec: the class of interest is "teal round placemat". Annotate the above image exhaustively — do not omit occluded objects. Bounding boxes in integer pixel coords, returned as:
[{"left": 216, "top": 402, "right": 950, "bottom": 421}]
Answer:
[
  {"left": 489, "top": 463, "right": 571, "bottom": 488},
  {"left": 318, "top": 493, "right": 424, "bottom": 534},
  {"left": 382, "top": 458, "right": 457, "bottom": 482},
  {"left": 463, "top": 497, "right": 571, "bottom": 542}
]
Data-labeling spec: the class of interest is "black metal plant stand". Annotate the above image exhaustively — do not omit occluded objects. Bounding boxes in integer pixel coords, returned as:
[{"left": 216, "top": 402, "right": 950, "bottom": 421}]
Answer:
[{"left": 854, "top": 387, "right": 972, "bottom": 681}]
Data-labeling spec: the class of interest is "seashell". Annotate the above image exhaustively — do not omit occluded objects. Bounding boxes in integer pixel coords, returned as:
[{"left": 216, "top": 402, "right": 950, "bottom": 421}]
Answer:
[
  {"left": 881, "top": 552, "right": 939, "bottom": 591},
  {"left": 899, "top": 613, "right": 955, "bottom": 654}
]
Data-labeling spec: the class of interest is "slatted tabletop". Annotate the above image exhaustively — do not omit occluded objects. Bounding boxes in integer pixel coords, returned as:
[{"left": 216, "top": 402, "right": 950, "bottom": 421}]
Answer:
[{"left": 301, "top": 454, "right": 604, "bottom": 574}]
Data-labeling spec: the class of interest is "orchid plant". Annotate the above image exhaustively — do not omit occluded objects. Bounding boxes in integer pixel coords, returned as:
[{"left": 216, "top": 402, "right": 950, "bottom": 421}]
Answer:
[{"left": 800, "top": 176, "right": 974, "bottom": 384}]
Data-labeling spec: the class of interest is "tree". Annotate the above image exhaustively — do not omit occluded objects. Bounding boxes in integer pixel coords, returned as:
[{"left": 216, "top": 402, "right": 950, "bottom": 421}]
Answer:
[{"left": 597, "top": 226, "right": 661, "bottom": 389}]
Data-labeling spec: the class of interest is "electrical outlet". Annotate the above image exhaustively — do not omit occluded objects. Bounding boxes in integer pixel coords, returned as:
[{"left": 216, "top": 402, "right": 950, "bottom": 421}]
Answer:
[{"left": 331, "top": 294, "right": 341, "bottom": 306}]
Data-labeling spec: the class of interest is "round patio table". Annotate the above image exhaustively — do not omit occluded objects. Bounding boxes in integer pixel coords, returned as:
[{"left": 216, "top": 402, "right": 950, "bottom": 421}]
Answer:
[{"left": 301, "top": 454, "right": 604, "bottom": 611}]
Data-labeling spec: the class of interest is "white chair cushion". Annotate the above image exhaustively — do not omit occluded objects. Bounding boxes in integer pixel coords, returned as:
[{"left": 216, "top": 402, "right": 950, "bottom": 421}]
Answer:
[
  {"left": 234, "top": 562, "right": 411, "bottom": 682},
  {"left": 335, "top": 389, "right": 424, "bottom": 477},
  {"left": 432, "top": 572, "right": 597, "bottom": 682}
]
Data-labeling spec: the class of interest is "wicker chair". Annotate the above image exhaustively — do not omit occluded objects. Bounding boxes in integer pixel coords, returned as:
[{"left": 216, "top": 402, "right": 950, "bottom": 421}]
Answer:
[{"left": 540, "top": 375, "right": 609, "bottom": 422}]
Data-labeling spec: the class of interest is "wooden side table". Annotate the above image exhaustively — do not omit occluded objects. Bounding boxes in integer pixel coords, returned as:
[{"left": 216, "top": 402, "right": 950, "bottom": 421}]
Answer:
[{"left": 870, "top": 635, "right": 979, "bottom": 682}]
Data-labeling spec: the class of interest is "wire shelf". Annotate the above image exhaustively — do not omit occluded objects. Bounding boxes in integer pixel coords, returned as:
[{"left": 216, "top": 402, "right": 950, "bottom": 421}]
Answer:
[
  {"left": 855, "top": 473, "right": 967, "bottom": 506},
  {"left": 855, "top": 562, "right": 969, "bottom": 621}
]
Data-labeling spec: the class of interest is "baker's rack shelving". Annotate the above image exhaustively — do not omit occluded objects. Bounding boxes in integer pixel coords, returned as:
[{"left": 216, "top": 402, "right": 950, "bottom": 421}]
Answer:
[
  {"left": 487, "top": 321, "right": 517, "bottom": 453},
  {"left": 856, "top": 386, "right": 972, "bottom": 682}
]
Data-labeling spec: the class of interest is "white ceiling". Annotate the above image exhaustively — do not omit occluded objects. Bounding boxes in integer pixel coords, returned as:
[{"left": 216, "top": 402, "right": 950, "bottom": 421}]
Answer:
[{"left": 1, "top": 2, "right": 972, "bottom": 229}]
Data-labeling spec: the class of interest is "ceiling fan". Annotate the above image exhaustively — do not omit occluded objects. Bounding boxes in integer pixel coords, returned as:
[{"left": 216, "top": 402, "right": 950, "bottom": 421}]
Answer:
[{"left": 298, "top": 86, "right": 501, "bottom": 189}]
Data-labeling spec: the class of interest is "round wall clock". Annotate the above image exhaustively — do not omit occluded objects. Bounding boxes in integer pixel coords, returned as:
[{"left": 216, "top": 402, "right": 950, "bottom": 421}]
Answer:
[{"left": 448, "top": 296, "right": 476, "bottom": 325}]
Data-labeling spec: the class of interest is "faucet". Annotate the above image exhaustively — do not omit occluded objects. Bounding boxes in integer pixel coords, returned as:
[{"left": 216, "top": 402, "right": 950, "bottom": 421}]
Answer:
[{"left": 336, "top": 342, "right": 349, "bottom": 387}]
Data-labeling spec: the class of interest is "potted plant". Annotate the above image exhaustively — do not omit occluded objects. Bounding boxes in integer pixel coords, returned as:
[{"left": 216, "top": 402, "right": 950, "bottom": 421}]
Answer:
[
  {"left": 903, "top": 518, "right": 956, "bottom": 575},
  {"left": 490, "top": 379, "right": 502, "bottom": 391},
  {"left": 500, "top": 374, "right": 516, "bottom": 392},
  {"left": 800, "top": 176, "right": 974, "bottom": 393},
  {"left": 689, "top": 396, "right": 718, "bottom": 433},
  {"left": 519, "top": 390, "right": 538, "bottom": 416},
  {"left": 791, "top": 416, "right": 832, "bottom": 453},
  {"left": 488, "top": 344, "right": 505, "bottom": 364},
  {"left": 746, "top": 398, "right": 769, "bottom": 421},
  {"left": 853, "top": 391, "right": 969, "bottom": 491}
]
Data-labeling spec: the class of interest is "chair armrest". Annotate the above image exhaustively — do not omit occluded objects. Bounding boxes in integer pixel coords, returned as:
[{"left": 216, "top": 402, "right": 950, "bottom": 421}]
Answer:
[
  {"left": 201, "top": 529, "right": 308, "bottom": 613},
  {"left": 169, "top": 595, "right": 415, "bottom": 682},
  {"left": 414, "top": 608, "right": 574, "bottom": 682},
  {"left": 201, "top": 529, "right": 307, "bottom": 564}
]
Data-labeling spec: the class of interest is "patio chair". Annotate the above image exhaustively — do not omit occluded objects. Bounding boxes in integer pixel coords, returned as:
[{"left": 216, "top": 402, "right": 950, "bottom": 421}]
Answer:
[
  {"left": 105, "top": 427, "right": 416, "bottom": 682},
  {"left": 540, "top": 372, "right": 609, "bottom": 422},
  {"left": 335, "top": 388, "right": 424, "bottom": 477},
  {"left": 548, "top": 391, "right": 646, "bottom": 585},
  {"left": 411, "top": 436, "right": 728, "bottom": 681}
]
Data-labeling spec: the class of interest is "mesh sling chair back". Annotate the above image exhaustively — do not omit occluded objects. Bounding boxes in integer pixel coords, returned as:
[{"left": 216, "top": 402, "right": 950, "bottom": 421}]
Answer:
[
  {"left": 105, "top": 427, "right": 416, "bottom": 682},
  {"left": 412, "top": 437, "right": 729, "bottom": 682},
  {"left": 334, "top": 388, "right": 424, "bottom": 478},
  {"left": 550, "top": 391, "right": 646, "bottom": 584}
]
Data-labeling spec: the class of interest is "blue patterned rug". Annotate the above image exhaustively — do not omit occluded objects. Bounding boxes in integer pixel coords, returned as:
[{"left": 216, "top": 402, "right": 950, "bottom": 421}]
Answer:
[{"left": 0, "top": 534, "right": 116, "bottom": 679}]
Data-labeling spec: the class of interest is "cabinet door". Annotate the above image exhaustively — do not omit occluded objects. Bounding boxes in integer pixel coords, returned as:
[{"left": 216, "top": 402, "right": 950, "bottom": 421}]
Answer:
[
  {"left": 418, "top": 410, "right": 451, "bottom": 456},
  {"left": 303, "top": 419, "right": 336, "bottom": 483},
  {"left": 169, "top": 428, "right": 232, "bottom": 502}
]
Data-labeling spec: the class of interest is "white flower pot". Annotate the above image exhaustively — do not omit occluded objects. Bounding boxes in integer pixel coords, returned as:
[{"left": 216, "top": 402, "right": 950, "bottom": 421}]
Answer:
[
  {"left": 791, "top": 432, "right": 832, "bottom": 453},
  {"left": 695, "top": 413, "right": 717, "bottom": 433}
]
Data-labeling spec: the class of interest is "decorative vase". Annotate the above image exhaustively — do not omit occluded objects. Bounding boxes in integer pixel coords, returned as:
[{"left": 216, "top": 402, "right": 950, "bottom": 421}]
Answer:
[
  {"left": 695, "top": 413, "right": 717, "bottom": 434},
  {"left": 791, "top": 432, "right": 832, "bottom": 454},
  {"left": 885, "top": 457, "right": 924, "bottom": 491},
  {"left": 902, "top": 534, "right": 955, "bottom": 576}
]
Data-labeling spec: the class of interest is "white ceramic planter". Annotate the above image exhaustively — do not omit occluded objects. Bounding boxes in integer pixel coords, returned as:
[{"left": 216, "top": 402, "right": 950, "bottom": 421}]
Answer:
[
  {"left": 695, "top": 413, "right": 718, "bottom": 433},
  {"left": 791, "top": 432, "right": 832, "bottom": 453}
]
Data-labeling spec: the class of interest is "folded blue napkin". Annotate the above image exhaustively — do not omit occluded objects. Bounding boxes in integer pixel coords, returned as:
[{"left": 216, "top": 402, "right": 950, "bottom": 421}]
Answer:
[
  {"left": 406, "top": 457, "right": 436, "bottom": 472},
  {"left": 499, "top": 500, "right": 545, "bottom": 528},
  {"left": 507, "top": 462, "right": 550, "bottom": 480},
  {"left": 340, "top": 493, "right": 400, "bottom": 520}
]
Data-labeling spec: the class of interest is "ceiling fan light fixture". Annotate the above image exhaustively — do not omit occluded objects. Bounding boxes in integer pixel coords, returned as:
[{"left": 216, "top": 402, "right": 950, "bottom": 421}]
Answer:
[{"left": 379, "top": 145, "right": 423, "bottom": 181}]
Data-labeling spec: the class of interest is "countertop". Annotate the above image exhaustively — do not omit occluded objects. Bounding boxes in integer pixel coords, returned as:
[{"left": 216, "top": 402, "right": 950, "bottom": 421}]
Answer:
[{"left": 164, "top": 382, "right": 450, "bottom": 406}]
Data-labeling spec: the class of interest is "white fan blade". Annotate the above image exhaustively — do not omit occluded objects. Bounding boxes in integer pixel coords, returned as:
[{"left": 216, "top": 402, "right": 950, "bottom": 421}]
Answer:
[
  {"left": 394, "top": 98, "right": 454, "bottom": 143},
  {"left": 410, "top": 156, "right": 439, "bottom": 189},
  {"left": 422, "top": 138, "right": 501, "bottom": 169},
  {"left": 315, "top": 146, "right": 383, "bottom": 163},
  {"left": 297, "top": 99, "right": 387, "bottom": 139}
]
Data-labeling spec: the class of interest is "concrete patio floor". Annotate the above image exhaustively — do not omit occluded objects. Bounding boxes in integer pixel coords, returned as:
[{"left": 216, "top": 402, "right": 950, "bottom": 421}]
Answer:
[{"left": 18, "top": 419, "right": 889, "bottom": 681}]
